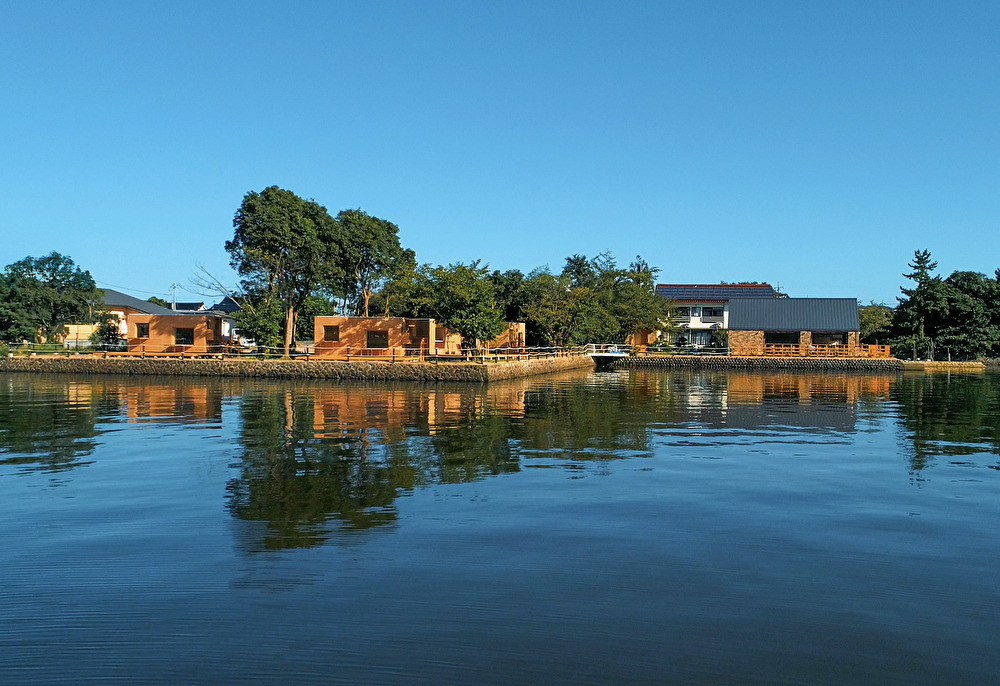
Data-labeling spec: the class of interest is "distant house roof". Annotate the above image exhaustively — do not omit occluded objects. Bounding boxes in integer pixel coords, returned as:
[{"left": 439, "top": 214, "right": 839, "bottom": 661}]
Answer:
[
  {"left": 172, "top": 302, "right": 206, "bottom": 312},
  {"left": 728, "top": 298, "right": 859, "bottom": 332},
  {"left": 209, "top": 296, "right": 242, "bottom": 314},
  {"left": 100, "top": 288, "right": 175, "bottom": 315},
  {"left": 655, "top": 284, "right": 776, "bottom": 302}
]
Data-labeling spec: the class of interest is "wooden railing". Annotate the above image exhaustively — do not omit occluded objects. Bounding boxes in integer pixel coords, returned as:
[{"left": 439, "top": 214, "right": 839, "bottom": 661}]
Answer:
[{"left": 729, "top": 343, "right": 891, "bottom": 358}]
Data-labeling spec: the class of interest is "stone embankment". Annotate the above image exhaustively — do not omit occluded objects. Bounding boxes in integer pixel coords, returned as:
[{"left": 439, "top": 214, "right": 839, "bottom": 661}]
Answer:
[
  {"left": 901, "top": 360, "right": 986, "bottom": 372},
  {"left": 0, "top": 354, "right": 595, "bottom": 382},
  {"left": 615, "top": 355, "right": 904, "bottom": 372}
]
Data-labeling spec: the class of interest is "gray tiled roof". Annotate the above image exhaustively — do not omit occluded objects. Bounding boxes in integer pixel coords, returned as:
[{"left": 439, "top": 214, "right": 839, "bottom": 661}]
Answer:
[
  {"left": 100, "top": 288, "right": 175, "bottom": 315},
  {"left": 656, "top": 284, "right": 776, "bottom": 302},
  {"left": 728, "top": 298, "right": 859, "bottom": 331}
]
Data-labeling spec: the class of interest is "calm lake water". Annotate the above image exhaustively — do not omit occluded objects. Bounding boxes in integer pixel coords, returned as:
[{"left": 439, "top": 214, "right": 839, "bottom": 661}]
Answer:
[{"left": 2, "top": 369, "right": 1000, "bottom": 685}]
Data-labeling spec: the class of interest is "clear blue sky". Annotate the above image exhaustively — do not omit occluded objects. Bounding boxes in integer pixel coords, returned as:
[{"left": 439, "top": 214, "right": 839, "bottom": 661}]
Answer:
[{"left": 2, "top": 1, "right": 997, "bottom": 305}]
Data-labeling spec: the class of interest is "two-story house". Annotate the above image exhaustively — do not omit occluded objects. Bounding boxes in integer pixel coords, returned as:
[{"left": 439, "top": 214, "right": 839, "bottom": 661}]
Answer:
[{"left": 655, "top": 283, "right": 777, "bottom": 347}]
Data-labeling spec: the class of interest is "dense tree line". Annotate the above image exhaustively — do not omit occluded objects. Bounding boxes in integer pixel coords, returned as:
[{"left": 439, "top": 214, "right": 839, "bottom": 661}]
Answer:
[
  {"left": 860, "top": 249, "right": 1000, "bottom": 360},
  {"left": 0, "top": 252, "right": 106, "bottom": 344},
  {"left": 226, "top": 186, "right": 671, "bottom": 354}
]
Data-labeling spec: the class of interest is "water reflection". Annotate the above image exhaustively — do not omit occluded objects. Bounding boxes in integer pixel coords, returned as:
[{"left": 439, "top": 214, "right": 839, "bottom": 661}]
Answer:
[
  {"left": 3, "top": 369, "right": 1000, "bottom": 546},
  {"left": 891, "top": 371, "right": 1000, "bottom": 472},
  {"left": 0, "top": 375, "right": 121, "bottom": 473}
]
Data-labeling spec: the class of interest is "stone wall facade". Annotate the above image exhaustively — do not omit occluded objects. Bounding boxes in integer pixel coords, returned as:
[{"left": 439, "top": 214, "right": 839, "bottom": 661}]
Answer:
[
  {"left": 0, "top": 354, "right": 595, "bottom": 383},
  {"left": 728, "top": 330, "right": 764, "bottom": 355}
]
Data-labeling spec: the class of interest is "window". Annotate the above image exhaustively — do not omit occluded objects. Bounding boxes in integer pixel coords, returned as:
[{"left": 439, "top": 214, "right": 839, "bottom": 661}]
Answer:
[
  {"left": 174, "top": 328, "right": 195, "bottom": 345},
  {"left": 323, "top": 325, "right": 340, "bottom": 342},
  {"left": 136, "top": 323, "right": 149, "bottom": 338},
  {"left": 675, "top": 307, "right": 690, "bottom": 317},
  {"left": 366, "top": 330, "right": 389, "bottom": 349},
  {"left": 764, "top": 331, "right": 798, "bottom": 345},
  {"left": 703, "top": 307, "right": 724, "bottom": 318}
]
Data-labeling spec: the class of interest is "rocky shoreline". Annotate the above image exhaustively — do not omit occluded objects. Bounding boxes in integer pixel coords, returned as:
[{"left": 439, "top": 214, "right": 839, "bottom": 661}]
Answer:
[
  {"left": 613, "top": 355, "right": 905, "bottom": 372},
  {"left": 0, "top": 354, "right": 596, "bottom": 382}
]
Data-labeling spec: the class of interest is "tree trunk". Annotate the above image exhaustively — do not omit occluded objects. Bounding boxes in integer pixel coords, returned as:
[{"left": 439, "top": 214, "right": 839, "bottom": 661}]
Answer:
[
  {"left": 362, "top": 289, "right": 371, "bottom": 317},
  {"left": 283, "top": 304, "right": 295, "bottom": 358}
]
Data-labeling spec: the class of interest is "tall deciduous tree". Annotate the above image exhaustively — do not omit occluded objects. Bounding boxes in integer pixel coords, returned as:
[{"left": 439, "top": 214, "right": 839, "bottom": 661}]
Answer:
[
  {"left": 226, "top": 186, "right": 343, "bottom": 357},
  {"left": 423, "top": 261, "right": 504, "bottom": 348},
  {"left": 335, "top": 209, "right": 404, "bottom": 317},
  {"left": 0, "top": 252, "right": 103, "bottom": 343}
]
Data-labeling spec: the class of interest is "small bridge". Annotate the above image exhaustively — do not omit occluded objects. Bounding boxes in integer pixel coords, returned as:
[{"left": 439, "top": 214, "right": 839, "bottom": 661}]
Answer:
[{"left": 585, "top": 344, "right": 629, "bottom": 367}]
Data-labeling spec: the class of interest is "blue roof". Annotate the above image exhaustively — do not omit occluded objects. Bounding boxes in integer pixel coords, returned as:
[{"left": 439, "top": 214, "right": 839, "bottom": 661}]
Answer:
[
  {"left": 656, "top": 284, "right": 776, "bottom": 302},
  {"left": 728, "top": 298, "right": 860, "bottom": 331}
]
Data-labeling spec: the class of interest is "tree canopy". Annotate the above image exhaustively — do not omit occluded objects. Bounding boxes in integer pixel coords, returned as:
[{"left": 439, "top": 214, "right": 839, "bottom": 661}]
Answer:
[
  {"left": 890, "top": 250, "right": 1000, "bottom": 360},
  {"left": 0, "top": 252, "right": 103, "bottom": 343},
  {"left": 226, "top": 186, "right": 343, "bottom": 356}
]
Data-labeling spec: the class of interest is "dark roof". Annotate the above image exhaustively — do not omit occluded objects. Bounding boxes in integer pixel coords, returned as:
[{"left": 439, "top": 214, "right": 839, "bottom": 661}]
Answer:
[
  {"left": 728, "top": 298, "right": 860, "bottom": 332},
  {"left": 172, "top": 302, "right": 206, "bottom": 312},
  {"left": 209, "top": 296, "right": 242, "bottom": 313},
  {"left": 656, "top": 284, "right": 776, "bottom": 302},
  {"left": 100, "top": 288, "right": 175, "bottom": 315}
]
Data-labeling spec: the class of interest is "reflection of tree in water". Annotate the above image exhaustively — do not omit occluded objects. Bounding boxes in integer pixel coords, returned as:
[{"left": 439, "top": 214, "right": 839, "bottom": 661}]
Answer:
[
  {"left": 891, "top": 372, "right": 1000, "bottom": 472},
  {"left": 227, "top": 376, "right": 659, "bottom": 551},
  {"left": 228, "top": 389, "right": 410, "bottom": 551},
  {"left": 0, "top": 374, "right": 123, "bottom": 474}
]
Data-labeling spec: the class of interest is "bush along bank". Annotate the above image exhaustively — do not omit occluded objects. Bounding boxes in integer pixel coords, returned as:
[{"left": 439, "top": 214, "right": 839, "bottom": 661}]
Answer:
[
  {"left": 615, "top": 355, "right": 904, "bottom": 372},
  {"left": 0, "top": 354, "right": 595, "bottom": 382}
]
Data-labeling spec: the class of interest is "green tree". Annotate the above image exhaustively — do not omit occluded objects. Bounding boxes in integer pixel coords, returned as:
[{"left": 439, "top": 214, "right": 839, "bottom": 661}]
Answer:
[
  {"left": 0, "top": 252, "right": 103, "bottom": 343},
  {"left": 335, "top": 209, "right": 404, "bottom": 317},
  {"left": 423, "top": 261, "right": 504, "bottom": 349},
  {"left": 147, "top": 296, "right": 170, "bottom": 308},
  {"left": 858, "top": 302, "right": 893, "bottom": 344},
  {"left": 893, "top": 250, "right": 950, "bottom": 359},
  {"left": 226, "top": 186, "right": 344, "bottom": 357},
  {"left": 232, "top": 290, "right": 283, "bottom": 351}
]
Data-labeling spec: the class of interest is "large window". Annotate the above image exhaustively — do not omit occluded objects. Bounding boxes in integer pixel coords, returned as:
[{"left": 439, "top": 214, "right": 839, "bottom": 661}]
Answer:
[
  {"left": 703, "top": 306, "right": 724, "bottom": 318},
  {"left": 366, "top": 330, "right": 389, "bottom": 349},
  {"left": 764, "top": 331, "right": 798, "bottom": 345},
  {"left": 813, "top": 333, "right": 847, "bottom": 345},
  {"left": 136, "top": 323, "right": 149, "bottom": 338},
  {"left": 174, "top": 328, "right": 195, "bottom": 345},
  {"left": 323, "top": 325, "right": 340, "bottom": 342}
]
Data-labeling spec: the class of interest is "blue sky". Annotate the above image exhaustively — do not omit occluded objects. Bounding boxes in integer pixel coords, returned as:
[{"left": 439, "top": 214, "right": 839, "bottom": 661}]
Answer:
[{"left": 2, "top": 1, "right": 997, "bottom": 305}]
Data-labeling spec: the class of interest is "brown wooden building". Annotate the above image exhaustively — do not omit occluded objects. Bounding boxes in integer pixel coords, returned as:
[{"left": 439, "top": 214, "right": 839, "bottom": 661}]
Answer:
[
  {"left": 313, "top": 316, "right": 526, "bottom": 357},
  {"left": 725, "top": 298, "right": 886, "bottom": 357},
  {"left": 125, "top": 312, "right": 230, "bottom": 353}
]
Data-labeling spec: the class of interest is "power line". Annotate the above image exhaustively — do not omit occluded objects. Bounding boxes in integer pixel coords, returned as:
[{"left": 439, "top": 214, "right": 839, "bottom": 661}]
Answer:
[{"left": 95, "top": 280, "right": 170, "bottom": 297}]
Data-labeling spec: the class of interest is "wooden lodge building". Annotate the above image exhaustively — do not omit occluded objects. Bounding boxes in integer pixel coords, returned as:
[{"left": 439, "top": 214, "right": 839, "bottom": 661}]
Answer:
[
  {"left": 125, "top": 311, "right": 232, "bottom": 353},
  {"left": 726, "top": 297, "right": 887, "bottom": 357},
  {"left": 314, "top": 316, "right": 526, "bottom": 358}
]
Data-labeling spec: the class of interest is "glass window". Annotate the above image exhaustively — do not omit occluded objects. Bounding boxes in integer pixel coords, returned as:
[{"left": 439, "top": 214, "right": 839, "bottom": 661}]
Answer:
[
  {"left": 703, "top": 307, "right": 724, "bottom": 318},
  {"left": 366, "top": 330, "right": 389, "bottom": 349},
  {"left": 323, "top": 325, "right": 340, "bottom": 342},
  {"left": 675, "top": 307, "right": 690, "bottom": 316},
  {"left": 690, "top": 306, "right": 702, "bottom": 317},
  {"left": 136, "top": 323, "right": 149, "bottom": 338},
  {"left": 174, "top": 328, "right": 195, "bottom": 345}
]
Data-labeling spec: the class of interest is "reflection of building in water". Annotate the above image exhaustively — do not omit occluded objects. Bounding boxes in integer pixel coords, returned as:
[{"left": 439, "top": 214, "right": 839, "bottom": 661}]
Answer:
[
  {"left": 726, "top": 374, "right": 892, "bottom": 432},
  {"left": 727, "top": 373, "right": 892, "bottom": 404},
  {"left": 124, "top": 384, "right": 223, "bottom": 424},
  {"left": 311, "top": 385, "right": 527, "bottom": 439},
  {"left": 629, "top": 370, "right": 893, "bottom": 432}
]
